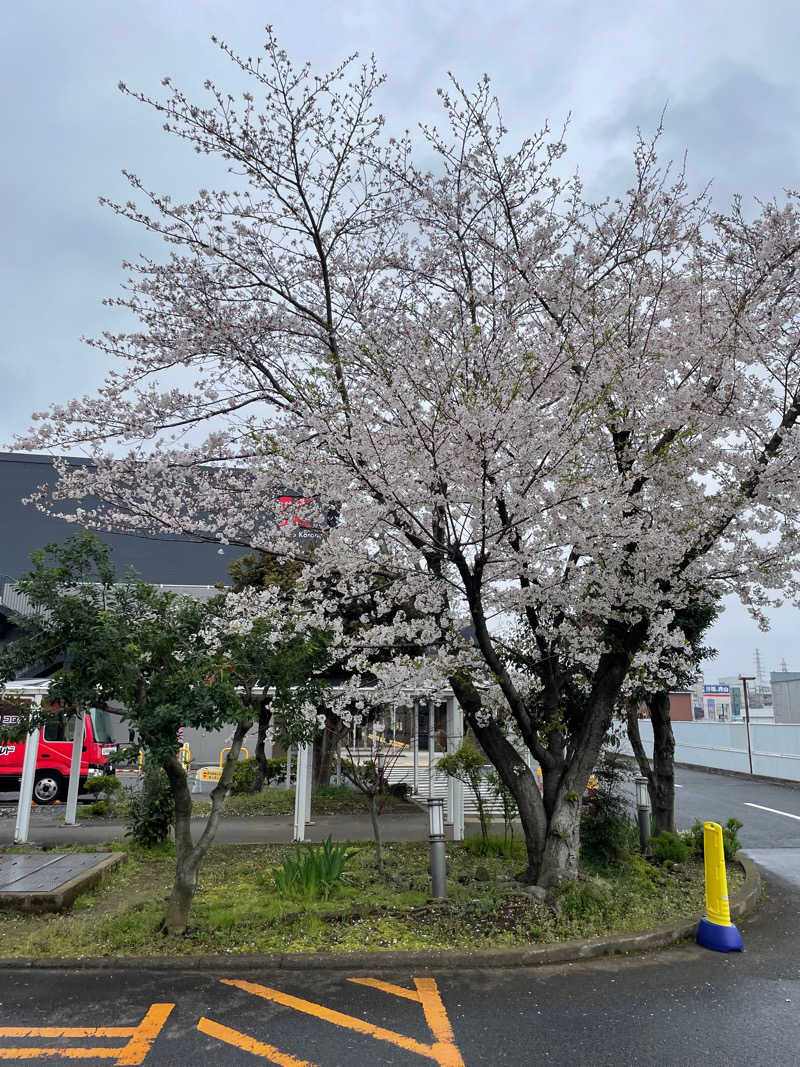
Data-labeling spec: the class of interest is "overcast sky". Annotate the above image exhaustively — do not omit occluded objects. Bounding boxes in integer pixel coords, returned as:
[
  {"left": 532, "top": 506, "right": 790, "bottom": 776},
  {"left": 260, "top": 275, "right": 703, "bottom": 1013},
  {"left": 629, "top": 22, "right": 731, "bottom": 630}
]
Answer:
[{"left": 1, "top": 1, "right": 798, "bottom": 680}]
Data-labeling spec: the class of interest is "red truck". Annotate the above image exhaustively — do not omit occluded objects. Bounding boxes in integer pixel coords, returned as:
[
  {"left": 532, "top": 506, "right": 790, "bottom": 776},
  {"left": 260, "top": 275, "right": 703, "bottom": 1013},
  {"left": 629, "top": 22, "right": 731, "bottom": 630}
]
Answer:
[{"left": 0, "top": 707, "right": 117, "bottom": 804}]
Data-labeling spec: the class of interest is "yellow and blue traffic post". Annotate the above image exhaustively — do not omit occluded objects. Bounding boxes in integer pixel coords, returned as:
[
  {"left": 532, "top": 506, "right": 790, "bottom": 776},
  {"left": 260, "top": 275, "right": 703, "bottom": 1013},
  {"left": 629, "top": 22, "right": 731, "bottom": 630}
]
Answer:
[{"left": 696, "top": 820, "right": 744, "bottom": 952}]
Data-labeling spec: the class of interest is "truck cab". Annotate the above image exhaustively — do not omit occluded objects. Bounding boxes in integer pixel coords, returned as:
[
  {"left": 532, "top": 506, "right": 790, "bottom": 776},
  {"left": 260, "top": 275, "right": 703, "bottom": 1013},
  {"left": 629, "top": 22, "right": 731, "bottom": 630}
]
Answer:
[{"left": 0, "top": 707, "right": 117, "bottom": 804}]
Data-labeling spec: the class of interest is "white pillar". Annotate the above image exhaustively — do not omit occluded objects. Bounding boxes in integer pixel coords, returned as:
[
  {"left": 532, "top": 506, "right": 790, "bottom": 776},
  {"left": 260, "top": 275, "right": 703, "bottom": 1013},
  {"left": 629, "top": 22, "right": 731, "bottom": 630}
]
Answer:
[
  {"left": 446, "top": 693, "right": 464, "bottom": 841},
  {"left": 293, "top": 742, "right": 310, "bottom": 842},
  {"left": 64, "top": 708, "right": 86, "bottom": 826},
  {"left": 427, "top": 703, "right": 434, "bottom": 798},
  {"left": 304, "top": 741, "right": 313, "bottom": 824},
  {"left": 14, "top": 695, "right": 42, "bottom": 845},
  {"left": 412, "top": 700, "right": 419, "bottom": 795}
]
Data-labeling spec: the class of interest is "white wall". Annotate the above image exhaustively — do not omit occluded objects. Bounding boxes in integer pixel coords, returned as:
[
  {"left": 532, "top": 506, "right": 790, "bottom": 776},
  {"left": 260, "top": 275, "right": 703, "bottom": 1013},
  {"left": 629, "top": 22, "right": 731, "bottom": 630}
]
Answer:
[{"left": 619, "top": 720, "right": 800, "bottom": 782}]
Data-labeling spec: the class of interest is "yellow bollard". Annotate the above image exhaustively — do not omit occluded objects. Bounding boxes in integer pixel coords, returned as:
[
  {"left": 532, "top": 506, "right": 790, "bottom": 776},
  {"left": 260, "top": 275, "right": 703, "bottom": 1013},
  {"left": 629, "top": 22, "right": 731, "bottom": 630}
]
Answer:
[{"left": 696, "top": 821, "right": 743, "bottom": 952}]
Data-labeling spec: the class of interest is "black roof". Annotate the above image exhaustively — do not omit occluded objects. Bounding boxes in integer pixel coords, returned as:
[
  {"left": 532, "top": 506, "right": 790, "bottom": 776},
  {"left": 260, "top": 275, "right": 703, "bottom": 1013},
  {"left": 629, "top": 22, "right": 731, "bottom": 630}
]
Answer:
[{"left": 0, "top": 452, "right": 239, "bottom": 584}]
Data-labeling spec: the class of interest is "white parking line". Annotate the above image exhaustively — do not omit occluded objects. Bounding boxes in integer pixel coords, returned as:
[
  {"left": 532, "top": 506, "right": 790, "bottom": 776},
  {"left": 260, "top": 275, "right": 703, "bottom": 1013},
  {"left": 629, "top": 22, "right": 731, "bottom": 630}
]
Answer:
[{"left": 744, "top": 802, "right": 800, "bottom": 822}]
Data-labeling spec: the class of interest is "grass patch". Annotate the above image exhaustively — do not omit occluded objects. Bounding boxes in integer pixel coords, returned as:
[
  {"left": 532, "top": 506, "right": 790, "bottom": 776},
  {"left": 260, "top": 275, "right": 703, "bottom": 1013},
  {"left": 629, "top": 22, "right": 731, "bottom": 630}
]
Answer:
[
  {"left": 70, "top": 785, "right": 419, "bottom": 821},
  {"left": 0, "top": 839, "right": 742, "bottom": 959},
  {"left": 194, "top": 785, "right": 419, "bottom": 818}
]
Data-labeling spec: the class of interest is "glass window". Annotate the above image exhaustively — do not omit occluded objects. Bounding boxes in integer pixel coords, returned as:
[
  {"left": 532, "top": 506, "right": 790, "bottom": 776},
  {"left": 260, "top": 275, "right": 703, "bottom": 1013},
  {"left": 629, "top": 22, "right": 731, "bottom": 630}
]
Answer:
[
  {"left": 89, "top": 708, "right": 115, "bottom": 744},
  {"left": 42, "top": 714, "right": 76, "bottom": 742}
]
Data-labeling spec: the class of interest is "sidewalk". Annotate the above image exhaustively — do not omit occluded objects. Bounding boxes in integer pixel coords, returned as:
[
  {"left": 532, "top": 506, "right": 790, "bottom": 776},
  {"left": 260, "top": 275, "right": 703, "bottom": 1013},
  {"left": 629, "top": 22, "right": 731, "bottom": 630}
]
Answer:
[{"left": 0, "top": 810, "right": 444, "bottom": 848}]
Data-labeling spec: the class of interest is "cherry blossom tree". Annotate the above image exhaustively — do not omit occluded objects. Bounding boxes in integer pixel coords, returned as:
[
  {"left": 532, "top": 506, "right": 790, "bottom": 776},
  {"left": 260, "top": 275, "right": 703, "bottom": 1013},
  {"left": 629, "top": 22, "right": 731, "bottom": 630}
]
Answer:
[{"left": 16, "top": 29, "right": 800, "bottom": 886}]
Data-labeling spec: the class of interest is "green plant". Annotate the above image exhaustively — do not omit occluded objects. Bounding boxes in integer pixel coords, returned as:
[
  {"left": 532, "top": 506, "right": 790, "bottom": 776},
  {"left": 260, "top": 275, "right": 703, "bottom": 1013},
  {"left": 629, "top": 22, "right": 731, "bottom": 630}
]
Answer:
[
  {"left": 388, "top": 781, "right": 411, "bottom": 800},
  {"left": 488, "top": 770, "right": 517, "bottom": 846},
  {"left": 271, "top": 836, "right": 359, "bottom": 900},
  {"left": 722, "top": 817, "right": 743, "bottom": 859},
  {"left": 557, "top": 879, "right": 611, "bottom": 921},
  {"left": 681, "top": 817, "right": 743, "bottom": 861},
  {"left": 464, "top": 834, "right": 519, "bottom": 859},
  {"left": 650, "top": 831, "right": 689, "bottom": 864},
  {"left": 83, "top": 775, "right": 121, "bottom": 798},
  {"left": 125, "top": 765, "right": 175, "bottom": 847},
  {"left": 436, "top": 739, "right": 492, "bottom": 848},
  {"left": 231, "top": 759, "right": 255, "bottom": 796},
  {"left": 579, "top": 759, "right": 637, "bottom": 869}
]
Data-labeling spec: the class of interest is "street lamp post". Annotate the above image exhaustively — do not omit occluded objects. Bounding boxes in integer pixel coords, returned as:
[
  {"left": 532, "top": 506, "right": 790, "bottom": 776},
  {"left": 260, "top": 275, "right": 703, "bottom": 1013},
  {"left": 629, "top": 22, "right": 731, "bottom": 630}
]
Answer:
[
  {"left": 740, "top": 676, "right": 756, "bottom": 775},
  {"left": 427, "top": 796, "right": 447, "bottom": 899}
]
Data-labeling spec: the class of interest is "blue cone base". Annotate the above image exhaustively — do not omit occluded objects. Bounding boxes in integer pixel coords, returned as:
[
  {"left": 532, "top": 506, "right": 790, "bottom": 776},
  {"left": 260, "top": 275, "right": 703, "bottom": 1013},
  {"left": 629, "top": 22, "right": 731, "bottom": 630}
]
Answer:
[{"left": 696, "top": 916, "right": 744, "bottom": 952}]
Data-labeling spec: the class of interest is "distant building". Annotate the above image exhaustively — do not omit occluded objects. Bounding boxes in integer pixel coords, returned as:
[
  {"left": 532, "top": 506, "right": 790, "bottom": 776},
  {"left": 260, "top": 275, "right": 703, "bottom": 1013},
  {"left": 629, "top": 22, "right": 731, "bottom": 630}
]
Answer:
[
  {"left": 771, "top": 672, "right": 800, "bottom": 724},
  {"left": 665, "top": 691, "right": 693, "bottom": 721},
  {"left": 702, "top": 685, "right": 732, "bottom": 721},
  {"left": 717, "top": 676, "right": 774, "bottom": 723}
]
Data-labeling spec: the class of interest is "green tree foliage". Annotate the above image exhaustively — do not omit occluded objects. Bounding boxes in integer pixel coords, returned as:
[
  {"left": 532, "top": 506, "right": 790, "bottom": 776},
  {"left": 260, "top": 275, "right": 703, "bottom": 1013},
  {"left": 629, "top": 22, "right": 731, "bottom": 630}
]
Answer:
[{"left": 437, "top": 738, "right": 493, "bottom": 850}]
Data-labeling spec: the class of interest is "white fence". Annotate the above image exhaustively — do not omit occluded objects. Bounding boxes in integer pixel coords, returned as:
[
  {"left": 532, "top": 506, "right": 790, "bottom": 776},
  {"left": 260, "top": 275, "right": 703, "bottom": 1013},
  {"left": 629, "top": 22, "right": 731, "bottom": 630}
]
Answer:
[{"left": 618, "top": 720, "right": 800, "bottom": 782}]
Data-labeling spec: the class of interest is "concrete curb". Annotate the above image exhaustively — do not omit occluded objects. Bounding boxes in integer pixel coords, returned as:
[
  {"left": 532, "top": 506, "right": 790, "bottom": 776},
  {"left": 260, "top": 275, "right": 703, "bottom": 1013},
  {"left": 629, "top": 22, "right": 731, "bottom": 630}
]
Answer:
[
  {"left": 0, "top": 853, "right": 126, "bottom": 914},
  {"left": 0, "top": 853, "right": 761, "bottom": 973}
]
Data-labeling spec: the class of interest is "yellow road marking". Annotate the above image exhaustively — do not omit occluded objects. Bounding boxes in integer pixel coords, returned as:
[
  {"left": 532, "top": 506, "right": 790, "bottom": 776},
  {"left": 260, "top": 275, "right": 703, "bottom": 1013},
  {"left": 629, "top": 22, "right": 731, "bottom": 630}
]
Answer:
[
  {"left": 348, "top": 978, "right": 422, "bottom": 1002},
  {"left": 197, "top": 1017, "right": 316, "bottom": 1066},
  {"left": 0, "top": 1003, "right": 173, "bottom": 1065},
  {"left": 218, "top": 978, "right": 464, "bottom": 1067}
]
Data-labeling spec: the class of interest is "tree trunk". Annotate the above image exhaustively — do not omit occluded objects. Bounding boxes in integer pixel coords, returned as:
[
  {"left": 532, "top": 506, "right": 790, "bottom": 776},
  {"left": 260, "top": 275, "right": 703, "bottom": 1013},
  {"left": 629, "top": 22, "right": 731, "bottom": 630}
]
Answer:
[
  {"left": 536, "top": 793, "right": 582, "bottom": 887},
  {"left": 627, "top": 693, "right": 676, "bottom": 834},
  {"left": 252, "top": 698, "right": 272, "bottom": 793},
  {"left": 369, "top": 793, "right": 384, "bottom": 874},
  {"left": 162, "top": 719, "right": 252, "bottom": 936},
  {"left": 463, "top": 712, "right": 546, "bottom": 882}
]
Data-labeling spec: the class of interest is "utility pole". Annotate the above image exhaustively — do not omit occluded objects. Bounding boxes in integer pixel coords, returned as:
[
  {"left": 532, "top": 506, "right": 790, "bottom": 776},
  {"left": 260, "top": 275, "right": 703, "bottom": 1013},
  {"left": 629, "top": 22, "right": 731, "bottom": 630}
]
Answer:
[{"left": 740, "top": 675, "right": 756, "bottom": 775}]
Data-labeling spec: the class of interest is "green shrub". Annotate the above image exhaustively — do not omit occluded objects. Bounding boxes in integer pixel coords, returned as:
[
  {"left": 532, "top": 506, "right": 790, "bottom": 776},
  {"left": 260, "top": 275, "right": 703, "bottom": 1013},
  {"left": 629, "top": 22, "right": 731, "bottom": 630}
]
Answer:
[
  {"left": 579, "top": 758, "right": 637, "bottom": 868},
  {"left": 388, "top": 781, "right": 411, "bottom": 800},
  {"left": 125, "top": 765, "right": 174, "bottom": 847},
  {"left": 83, "top": 775, "right": 121, "bottom": 798},
  {"left": 231, "top": 759, "right": 255, "bottom": 795},
  {"left": 650, "top": 831, "right": 689, "bottom": 864},
  {"left": 270, "top": 836, "right": 359, "bottom": 900},
  {"left": 681, "top": 817, "right": 743, "bottom": 861},
  {"left": 722, "top": 817, "right": 743, "bottom": 858},
  {"left": 557, "top": 879, "right": 611, "bottom": 921}
]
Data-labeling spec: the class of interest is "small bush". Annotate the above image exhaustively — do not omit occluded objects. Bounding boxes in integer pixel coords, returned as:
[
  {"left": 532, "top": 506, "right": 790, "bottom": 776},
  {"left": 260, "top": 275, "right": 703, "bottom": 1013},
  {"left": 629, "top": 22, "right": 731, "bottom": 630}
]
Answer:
[
  {"left": 650, "top": 831, "right": 689, "bottom": 864},
  {"left": 557, "top": 879, "right": 611, "bottom": 921},
  {"left": 722, "top": 817, "right": 743, "bottom": 859},
  {"left": 231, "top": 759, "right": 255, "bottom": 795},
  {"left": 270, "top": 836, "right": 359, "bottom": 900},
  {"left": 388, "top": 781, "right": 411, "bottom": 800},
  {"left": 681, "top": 817, "right": 743, "bottom": 861},
  {"left": 126, "top": 765, "right": 174, "bottom": 847},
  {"left": 83, "top": 775, "right": 121, "bottom": 798},
  {"left": 580, "top": 758, "right": 637, "bottom": 868}
]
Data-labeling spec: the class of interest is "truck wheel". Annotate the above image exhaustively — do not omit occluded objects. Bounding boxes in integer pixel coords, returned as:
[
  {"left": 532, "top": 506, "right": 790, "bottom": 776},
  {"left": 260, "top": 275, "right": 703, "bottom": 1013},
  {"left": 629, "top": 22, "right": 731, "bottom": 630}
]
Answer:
[{"left": 32, "top": 771, "right": 63, "bottom": 805}]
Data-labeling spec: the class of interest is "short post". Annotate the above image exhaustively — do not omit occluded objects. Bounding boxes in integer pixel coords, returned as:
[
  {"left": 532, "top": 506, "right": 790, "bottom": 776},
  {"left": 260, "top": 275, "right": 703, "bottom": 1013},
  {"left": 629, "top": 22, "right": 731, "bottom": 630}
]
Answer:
[
  {"left": 634, "top": 776, "right": 651, "bottom": 852},
  {"left": 696, "top": 821, "right": 744, "bottom": 952},
  {"left": 292, "top": 743, "right": 309, "bottom": 842},
  {"left": 64, "top": 707, "right": 86, "bottom": 826},
  {"left": 427, "top": 796, "right": 447, "bottom": 899},
  {"left": 14, "top": 694, "right": 43, "bottom": 845},
  {"left": 285, "top": 745, "right": 292, "bottom": 789}
]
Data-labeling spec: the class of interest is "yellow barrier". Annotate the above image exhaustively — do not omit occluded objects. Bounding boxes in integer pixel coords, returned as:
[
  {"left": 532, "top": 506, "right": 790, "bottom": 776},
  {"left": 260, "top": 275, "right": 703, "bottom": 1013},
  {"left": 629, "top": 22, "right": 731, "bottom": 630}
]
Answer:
[
  {"left": 696, "top": 821, "right": 743, "bottom": 952},
  {"left": 219, "top": 746, "right": 249, "bottom": 767},
  {"left": 197, "top": 766, "right": 223, "bottom": 782}
]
